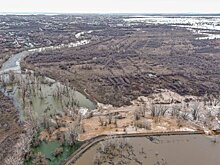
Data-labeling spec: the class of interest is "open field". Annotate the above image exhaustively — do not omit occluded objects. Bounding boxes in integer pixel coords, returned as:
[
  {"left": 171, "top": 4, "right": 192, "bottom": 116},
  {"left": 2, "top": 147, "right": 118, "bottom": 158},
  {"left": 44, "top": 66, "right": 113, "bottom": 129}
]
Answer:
[
  {"left": 0, "top": 14, "right": 109, "bottom": 68},
  {"left": 23, "top": 22, "right": 220, "bottom": 106}
]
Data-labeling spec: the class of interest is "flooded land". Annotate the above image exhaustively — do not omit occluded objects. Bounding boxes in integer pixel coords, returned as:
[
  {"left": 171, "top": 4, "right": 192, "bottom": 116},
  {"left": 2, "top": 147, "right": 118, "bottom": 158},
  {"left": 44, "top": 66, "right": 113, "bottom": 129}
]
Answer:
[
  {"left": 0, "top": 14, "right": 220, "bottom": 165},
  {"left": 23, "top": 16, "right": 220, "bottom": 107},
  {"left": 75, "top": 134, "right": 220, "bottom": 165}
]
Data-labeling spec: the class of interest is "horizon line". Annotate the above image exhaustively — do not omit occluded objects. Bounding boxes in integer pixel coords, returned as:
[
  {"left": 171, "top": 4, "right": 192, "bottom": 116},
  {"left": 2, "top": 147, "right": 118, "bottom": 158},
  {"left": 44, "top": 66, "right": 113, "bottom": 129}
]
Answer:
[{"left": 1, "top": 12, "right": 220, "bottom": 15}]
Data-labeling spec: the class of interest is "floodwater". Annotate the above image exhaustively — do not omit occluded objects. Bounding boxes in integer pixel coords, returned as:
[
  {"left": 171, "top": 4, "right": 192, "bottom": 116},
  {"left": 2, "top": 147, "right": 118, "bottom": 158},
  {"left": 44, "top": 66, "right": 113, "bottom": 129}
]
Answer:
[
  {"left": 0, "top": 39, "right": 96, "bottom": 164},
  {"left": 0, "top": 39, "right": 96, "bottom": 120},
  {"left": 24, "top": 140, "right": 83, "bottom": 165},
  {"left": 75, "top": 134, "right": 220, "bottom": 165},
  {"left": 124, "top": 16, "right": 220, "bottom": 40}
]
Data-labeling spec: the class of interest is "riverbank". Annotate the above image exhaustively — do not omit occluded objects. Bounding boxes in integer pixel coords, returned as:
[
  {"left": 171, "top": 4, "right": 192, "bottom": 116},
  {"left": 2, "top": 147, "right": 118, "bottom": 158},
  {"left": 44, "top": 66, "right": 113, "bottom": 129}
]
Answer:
[
  {"left": 0, "top": 92, "right": 24, "bottom": 164},
  {"left": 55, "top": 89, "right": 218, "bottom": 141},
  {"left": 0, "top": 39, "right": 97, "bottom": 165}
]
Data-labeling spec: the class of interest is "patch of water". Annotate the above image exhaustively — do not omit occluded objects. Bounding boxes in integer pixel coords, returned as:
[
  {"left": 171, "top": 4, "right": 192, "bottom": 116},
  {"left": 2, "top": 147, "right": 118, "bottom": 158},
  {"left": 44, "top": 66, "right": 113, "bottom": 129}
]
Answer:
[
  {"left": 0, "top": 39, "right": 96, "bottom": 121},
  {"left": 124, "top": 16, "right": 220, "bottom": 40},
  {"left": 75, "top": 134, "right": 220, "bottom": 165}
]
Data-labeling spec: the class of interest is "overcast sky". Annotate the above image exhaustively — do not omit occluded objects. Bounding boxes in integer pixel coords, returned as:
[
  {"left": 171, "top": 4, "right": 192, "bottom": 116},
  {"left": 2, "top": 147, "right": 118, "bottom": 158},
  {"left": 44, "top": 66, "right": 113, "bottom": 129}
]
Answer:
[{"left": 0, "top": 0, "right": 220, "bottom": 13}]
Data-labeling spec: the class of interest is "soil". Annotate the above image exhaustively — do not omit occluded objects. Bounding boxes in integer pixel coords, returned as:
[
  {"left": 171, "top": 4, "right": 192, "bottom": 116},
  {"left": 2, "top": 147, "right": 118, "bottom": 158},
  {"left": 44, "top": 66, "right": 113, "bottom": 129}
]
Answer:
[
  {"left": 0, "top": 92, "right": 23, "bottom": 163},
  {"left": 38, "top": 90, "right": 203, "bottom": 142},
  {"left": 23, "top": 24, "right": 220, "bottom": 106}
]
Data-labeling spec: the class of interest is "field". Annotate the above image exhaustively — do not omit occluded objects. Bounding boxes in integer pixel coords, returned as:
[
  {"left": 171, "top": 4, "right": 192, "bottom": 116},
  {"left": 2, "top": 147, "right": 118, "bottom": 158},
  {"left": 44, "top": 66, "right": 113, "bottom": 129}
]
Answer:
[{"left": 23, "top": 22, "right": 220, "bottom": 106}]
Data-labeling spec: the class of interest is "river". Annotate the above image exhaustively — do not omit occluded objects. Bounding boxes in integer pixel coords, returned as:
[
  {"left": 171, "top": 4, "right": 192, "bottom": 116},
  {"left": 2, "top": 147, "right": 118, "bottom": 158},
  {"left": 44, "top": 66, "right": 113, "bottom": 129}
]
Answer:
[
  {"left": 0, "top": 39, "right": 97, "bottom": 165},
  {"left": 0, "top": 39, "right": 96, "bottom": 120}
]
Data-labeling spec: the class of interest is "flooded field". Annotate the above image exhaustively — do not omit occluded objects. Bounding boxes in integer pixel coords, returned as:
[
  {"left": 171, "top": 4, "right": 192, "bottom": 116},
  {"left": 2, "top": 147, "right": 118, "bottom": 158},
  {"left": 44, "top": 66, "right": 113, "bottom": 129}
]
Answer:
[
  {"left": 0, "top": 39, "right": 96, "bottom": 120},
  {"left": 0, "top": 39, "right": 96, "bottom": 164},
  {"left": 75, "top": 134, "right": 220, "bottom": 165},
  {"left": 124, "top": 16, "right": 220, "bottom": 39}
]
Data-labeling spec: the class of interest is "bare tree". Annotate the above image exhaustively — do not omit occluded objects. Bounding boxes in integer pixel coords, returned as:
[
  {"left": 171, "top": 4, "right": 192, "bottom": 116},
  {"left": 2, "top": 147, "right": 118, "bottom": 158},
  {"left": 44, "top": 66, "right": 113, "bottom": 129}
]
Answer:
[
  {"left": 42, "top": 114, "right": 50, "bottom": 130},
  {"left": 171, "top": 105, "right": 181, "bottom": 118},
  {"left": 8, "top": 71, "right": 15, "bottom": 83},
  {"left": 210, "top": 95, "right": 220, "bottom": 106},
  {"left": 159, "top": 105, "right": 168, "bottom": 116},
  {"left": 107, "top": 114, "right": 113, "bottom": 124},
  {"left": 180, "top": 111, "right": 189, "bottom": 120},
  {"left": 95, "top": 136, "right": 138, "bottom": 165},
  {"left": 150, "top": 104, "right": 168, "bottom": 117},
  {"left": 150, "top": 104, "right": 159, "bottom": 117},
  {"left": 65, "top": 127, "right": 78, "bottom": 146},
  {"left": 98, "top": 117, "right": 104, "bottom": 126},
  {"left": 191, "top": 102, "right": 200, "bottom": 121},
  {"left": 139, "top": 102, "right": 147, "bottom": 117},
  {"left": 134, "top": 110, "right": 141, "bottom": 121}
]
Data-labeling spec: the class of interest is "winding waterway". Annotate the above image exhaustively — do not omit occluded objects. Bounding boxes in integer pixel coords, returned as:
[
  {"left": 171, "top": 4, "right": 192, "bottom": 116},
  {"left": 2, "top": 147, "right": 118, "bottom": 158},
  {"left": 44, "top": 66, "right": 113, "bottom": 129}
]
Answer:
[
  {"left": 0, "top": 39, "right": 97, "bottom": 165},
  {"left": 0, "top": 39, "right": 96, "bottom": 120}
]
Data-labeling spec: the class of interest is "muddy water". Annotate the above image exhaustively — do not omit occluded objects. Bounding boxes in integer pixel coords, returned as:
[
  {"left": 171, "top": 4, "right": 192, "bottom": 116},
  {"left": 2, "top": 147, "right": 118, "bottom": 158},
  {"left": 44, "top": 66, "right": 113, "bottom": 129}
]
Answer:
[
  {"left": 0, "top": 40, "right": 96, "bottom": 120},
  {"left": 75, "top": 135, "right": 220, "bottom": 165},
  {"left": 11, "top": 79, "right": 96, "bottom": 120},
  {"left": 0, "top": 40, "right": 96, "bottom": 164}
]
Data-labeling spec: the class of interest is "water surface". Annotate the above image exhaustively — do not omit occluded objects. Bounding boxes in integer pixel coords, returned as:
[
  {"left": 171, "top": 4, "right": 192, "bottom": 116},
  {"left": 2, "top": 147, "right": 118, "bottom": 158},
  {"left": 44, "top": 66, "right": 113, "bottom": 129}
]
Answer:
[{"left": 75, "top": 135, "right": 220, "bottom": 165}]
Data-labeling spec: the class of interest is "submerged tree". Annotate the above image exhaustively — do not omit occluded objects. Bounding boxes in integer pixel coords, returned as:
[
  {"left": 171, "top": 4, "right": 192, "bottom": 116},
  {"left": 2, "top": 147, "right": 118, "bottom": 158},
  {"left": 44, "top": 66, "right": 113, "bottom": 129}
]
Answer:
[
  {"left": 94, "top": 136, "right": 139, "bottom": 165},
  {"left": 32, "top": 152, "right": 47, "bottom": 165}
]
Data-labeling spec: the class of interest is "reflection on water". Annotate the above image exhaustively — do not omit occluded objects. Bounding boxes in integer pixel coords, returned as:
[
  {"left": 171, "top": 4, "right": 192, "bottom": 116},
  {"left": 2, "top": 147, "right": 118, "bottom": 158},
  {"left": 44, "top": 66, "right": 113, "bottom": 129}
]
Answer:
[
  {"left": 0, "top": 39, "right": 96, "bottom": 121},
  {"left": 1, "top": 64, "right": 96, "bottom": 121},
  {"left": 24, "top": 140, "right": 83, "bottom": 165},
  {"left": 75, "top": 135, "right": 220, "bottom": 165},
  {"left": 0, "top": 37, "right": 95, "bottom": 164},
  {"left": 11, "top": 76, "right": 96, "bottom": 120}
]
